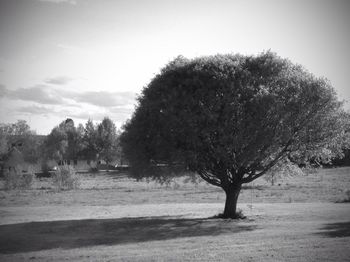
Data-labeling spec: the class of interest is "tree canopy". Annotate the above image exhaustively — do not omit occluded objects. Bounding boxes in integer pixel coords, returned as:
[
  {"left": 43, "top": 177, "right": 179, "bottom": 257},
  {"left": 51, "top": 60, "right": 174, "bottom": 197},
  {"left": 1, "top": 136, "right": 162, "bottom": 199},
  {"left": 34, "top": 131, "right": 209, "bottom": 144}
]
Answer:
[{"left": 121, "top": 51, "right": 349, "bottom": 218}]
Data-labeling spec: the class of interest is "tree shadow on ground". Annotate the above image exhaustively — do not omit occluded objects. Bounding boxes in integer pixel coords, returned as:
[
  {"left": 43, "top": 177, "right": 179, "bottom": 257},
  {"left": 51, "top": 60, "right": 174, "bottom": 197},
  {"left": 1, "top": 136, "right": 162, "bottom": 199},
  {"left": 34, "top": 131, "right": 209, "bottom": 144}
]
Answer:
[
  {"left": 317, "top": 221, "right": 350, "bottom": 238},
  {"left": 0, "top": 216, "right": 256, "bottom": 254}
]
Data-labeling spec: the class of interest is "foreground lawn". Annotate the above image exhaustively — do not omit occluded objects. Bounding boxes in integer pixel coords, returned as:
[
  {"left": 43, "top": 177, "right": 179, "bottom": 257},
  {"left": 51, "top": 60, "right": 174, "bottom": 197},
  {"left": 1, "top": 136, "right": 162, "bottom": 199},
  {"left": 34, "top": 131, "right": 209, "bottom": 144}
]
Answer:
[
  {"left": 0, "top": 167, "right": 349, "bottom": 261},
  {"left": 0, "top": 203, "right": 349, "bottom": 261}
]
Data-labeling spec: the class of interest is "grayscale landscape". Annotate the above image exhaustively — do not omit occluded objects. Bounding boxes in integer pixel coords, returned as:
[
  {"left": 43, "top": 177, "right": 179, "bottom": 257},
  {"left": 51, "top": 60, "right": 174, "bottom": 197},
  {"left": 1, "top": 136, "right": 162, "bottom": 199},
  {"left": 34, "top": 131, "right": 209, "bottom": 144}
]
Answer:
[{"left": 0, "top": 0, "right": 349, "bottom": 261}]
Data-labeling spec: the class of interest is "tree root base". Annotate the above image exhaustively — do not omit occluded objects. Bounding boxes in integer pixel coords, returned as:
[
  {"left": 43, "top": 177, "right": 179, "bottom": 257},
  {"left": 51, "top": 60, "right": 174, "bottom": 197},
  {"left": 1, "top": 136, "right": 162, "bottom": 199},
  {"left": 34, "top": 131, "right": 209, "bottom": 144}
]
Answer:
[{"left": 211, "top": 209, "right": 246, "bottom": 219}]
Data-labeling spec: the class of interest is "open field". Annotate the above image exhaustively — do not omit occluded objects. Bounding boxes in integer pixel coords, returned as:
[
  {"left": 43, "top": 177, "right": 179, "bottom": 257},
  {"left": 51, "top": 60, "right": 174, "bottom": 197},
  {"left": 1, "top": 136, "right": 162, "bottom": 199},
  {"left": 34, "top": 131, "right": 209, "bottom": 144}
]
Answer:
[{"left": 0, "top": 167, "right": 349, "bottom": 261}]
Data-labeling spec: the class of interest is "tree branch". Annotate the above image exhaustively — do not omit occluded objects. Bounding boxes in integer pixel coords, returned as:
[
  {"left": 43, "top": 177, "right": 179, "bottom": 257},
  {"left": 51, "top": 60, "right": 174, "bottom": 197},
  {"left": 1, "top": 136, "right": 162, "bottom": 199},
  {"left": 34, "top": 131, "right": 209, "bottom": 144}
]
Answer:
[
  {"left": 242, "top": 139, "right": 292, "bottom": 183},
  {"left": 242, "top": 99, "right": 333, "bottom": 183},
  {"left": 198, "top": 170, "right": 222, "bottom": 187}
]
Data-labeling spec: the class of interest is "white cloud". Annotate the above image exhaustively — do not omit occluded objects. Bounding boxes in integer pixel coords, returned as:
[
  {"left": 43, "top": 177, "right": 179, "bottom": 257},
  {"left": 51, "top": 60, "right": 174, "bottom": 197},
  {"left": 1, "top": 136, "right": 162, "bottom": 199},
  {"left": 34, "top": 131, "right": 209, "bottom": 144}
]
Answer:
[
  {"left": 1, "top": 85, "right": 64, "bottom": 105},
  {"left": 0, "top": 84, "right": 136, "bottom": 109},
  {"left": 0, "top": 83, "right": 137, "bottom": 130}
]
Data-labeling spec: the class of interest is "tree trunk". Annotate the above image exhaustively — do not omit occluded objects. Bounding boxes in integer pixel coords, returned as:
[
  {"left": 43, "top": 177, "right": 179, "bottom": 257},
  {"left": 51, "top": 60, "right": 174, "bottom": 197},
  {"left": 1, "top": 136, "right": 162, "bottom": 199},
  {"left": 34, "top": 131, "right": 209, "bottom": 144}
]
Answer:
[{"left": 223, "top": 183, "right": 242, "bottom": 218}]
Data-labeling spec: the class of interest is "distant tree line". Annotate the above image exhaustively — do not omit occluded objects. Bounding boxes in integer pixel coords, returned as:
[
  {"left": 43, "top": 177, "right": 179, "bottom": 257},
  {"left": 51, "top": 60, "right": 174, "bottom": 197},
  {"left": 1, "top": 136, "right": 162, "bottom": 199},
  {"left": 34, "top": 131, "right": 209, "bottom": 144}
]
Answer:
[
  {"left": 1, "top": 114, "right": 349, "bottom": 174},
  {"left": 0, "top": 117, "right": 122, "bottom": 172},
  {"left": 43, "top": 117, "right": 121, "bottom": 165}
]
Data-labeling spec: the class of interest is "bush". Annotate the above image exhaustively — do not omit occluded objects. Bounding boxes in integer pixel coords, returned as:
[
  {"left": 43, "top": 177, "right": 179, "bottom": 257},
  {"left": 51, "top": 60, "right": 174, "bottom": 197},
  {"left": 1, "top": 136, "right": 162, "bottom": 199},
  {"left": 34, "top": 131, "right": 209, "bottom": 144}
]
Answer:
[
  {"left": 52, "top": 165, "right": 79, "bottom": 190},
  {"left": 3, "top": 166, "right": 34, "bottom": 190},
  {"left": 336, "top": 190, "right": 350, "bottom": 203},
  {"left": 89, "top": 166, "right": 98, "bottom": 173}
]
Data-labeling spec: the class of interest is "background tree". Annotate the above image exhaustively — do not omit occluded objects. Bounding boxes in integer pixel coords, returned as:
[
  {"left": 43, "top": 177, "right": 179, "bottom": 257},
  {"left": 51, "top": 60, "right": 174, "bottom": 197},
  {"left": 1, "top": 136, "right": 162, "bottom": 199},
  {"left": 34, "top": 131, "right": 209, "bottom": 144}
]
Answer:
[
  {"left": 96, "top": 117, "right": 120, "bottom": 164},
  {"left": 44, "top": 118, "right": 83, "bottom": 162},
  {"left": 121, "top": 52, "right": 349, "bottom": 218},
  {"left": 81, "top": 119, "right": 98, "bottom": 161},
  {"left": 65, "top": 119, "right": 84, "bottom": 160},
  {"left": 44, "top": 125, "right": 68, "bottom": 161},
  {"left": 0, "top": 120, "right": 42, "bottom": 164}
]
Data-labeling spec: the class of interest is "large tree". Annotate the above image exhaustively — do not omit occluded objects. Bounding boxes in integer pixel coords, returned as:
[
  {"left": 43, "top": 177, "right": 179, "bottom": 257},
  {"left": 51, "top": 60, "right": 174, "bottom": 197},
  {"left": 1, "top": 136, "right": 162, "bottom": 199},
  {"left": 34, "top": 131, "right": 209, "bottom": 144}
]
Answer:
[{"left": 121, "top": 52, "right": 349, "bottom": 218}]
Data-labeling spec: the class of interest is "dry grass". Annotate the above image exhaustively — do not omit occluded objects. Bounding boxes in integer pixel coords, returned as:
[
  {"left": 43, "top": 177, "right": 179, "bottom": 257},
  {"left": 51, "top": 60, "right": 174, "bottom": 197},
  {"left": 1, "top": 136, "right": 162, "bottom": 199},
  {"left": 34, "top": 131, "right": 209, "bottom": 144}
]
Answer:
[{"left": 0, "top": 167, "right": 349, "bottom": 207}]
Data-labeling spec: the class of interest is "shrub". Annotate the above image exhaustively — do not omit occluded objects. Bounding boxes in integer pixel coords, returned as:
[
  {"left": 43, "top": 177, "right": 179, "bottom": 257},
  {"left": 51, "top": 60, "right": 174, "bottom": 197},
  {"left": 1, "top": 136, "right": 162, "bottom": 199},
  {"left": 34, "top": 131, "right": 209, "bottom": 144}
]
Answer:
[
  {"left": 89, "top": 166, "right": 98, "bottom": 173},
  {"left": 3, "top": 166, "right": 34, "bottom": 190},
  {"left": 52, "top": 165, "right": 79, "bottom": 190},
  {"left": 336, "top": 190, "right": 350, "bottom": 203}
]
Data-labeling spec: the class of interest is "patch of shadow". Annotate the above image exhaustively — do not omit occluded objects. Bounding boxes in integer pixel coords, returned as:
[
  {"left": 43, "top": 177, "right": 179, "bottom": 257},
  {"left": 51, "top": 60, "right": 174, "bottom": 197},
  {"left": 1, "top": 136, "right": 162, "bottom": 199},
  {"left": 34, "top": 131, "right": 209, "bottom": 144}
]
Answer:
[
  {"left": 0, "top": 216, "right": 256, "bottom": 254},
  {"left": 317, "top": 221, "right": 350, "bottom": 238}
]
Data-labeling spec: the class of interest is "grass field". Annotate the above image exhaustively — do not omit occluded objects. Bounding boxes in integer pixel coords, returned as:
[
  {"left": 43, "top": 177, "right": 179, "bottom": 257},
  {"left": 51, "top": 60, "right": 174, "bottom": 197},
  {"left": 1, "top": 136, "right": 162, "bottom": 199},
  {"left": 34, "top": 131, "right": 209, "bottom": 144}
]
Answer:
[{"left": 0, "top": 167, "right": 349, "bottom": 261}]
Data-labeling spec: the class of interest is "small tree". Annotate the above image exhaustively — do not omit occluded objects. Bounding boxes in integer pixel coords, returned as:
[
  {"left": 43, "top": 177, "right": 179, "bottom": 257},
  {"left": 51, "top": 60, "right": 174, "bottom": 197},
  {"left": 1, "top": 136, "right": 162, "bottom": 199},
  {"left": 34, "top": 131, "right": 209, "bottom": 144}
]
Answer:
[{"left": 121, "top": 52, "right": 349, "bottom": 218}]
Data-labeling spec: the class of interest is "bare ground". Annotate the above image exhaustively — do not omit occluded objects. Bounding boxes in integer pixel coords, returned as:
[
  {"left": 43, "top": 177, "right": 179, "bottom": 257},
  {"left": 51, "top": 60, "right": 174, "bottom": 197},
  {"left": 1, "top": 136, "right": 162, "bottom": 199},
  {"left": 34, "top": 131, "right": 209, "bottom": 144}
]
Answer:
[{"left": 0, "top": 167, "right": 349, "bottom": 261}]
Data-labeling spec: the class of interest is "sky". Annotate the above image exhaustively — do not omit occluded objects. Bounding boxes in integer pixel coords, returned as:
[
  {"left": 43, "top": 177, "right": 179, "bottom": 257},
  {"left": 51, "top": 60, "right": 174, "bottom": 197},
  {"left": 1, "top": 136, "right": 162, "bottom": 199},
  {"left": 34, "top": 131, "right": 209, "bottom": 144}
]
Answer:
[{"left": 0, "top": 0, "right": 349, "bottom": 134}]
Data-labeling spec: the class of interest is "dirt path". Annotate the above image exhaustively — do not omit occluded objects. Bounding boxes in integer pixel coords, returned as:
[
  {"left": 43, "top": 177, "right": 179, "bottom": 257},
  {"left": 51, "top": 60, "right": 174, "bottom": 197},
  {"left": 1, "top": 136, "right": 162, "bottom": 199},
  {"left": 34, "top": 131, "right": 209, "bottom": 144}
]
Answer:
[{"left": 0, "top": 203, "right": 349, "bottom": 261}]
